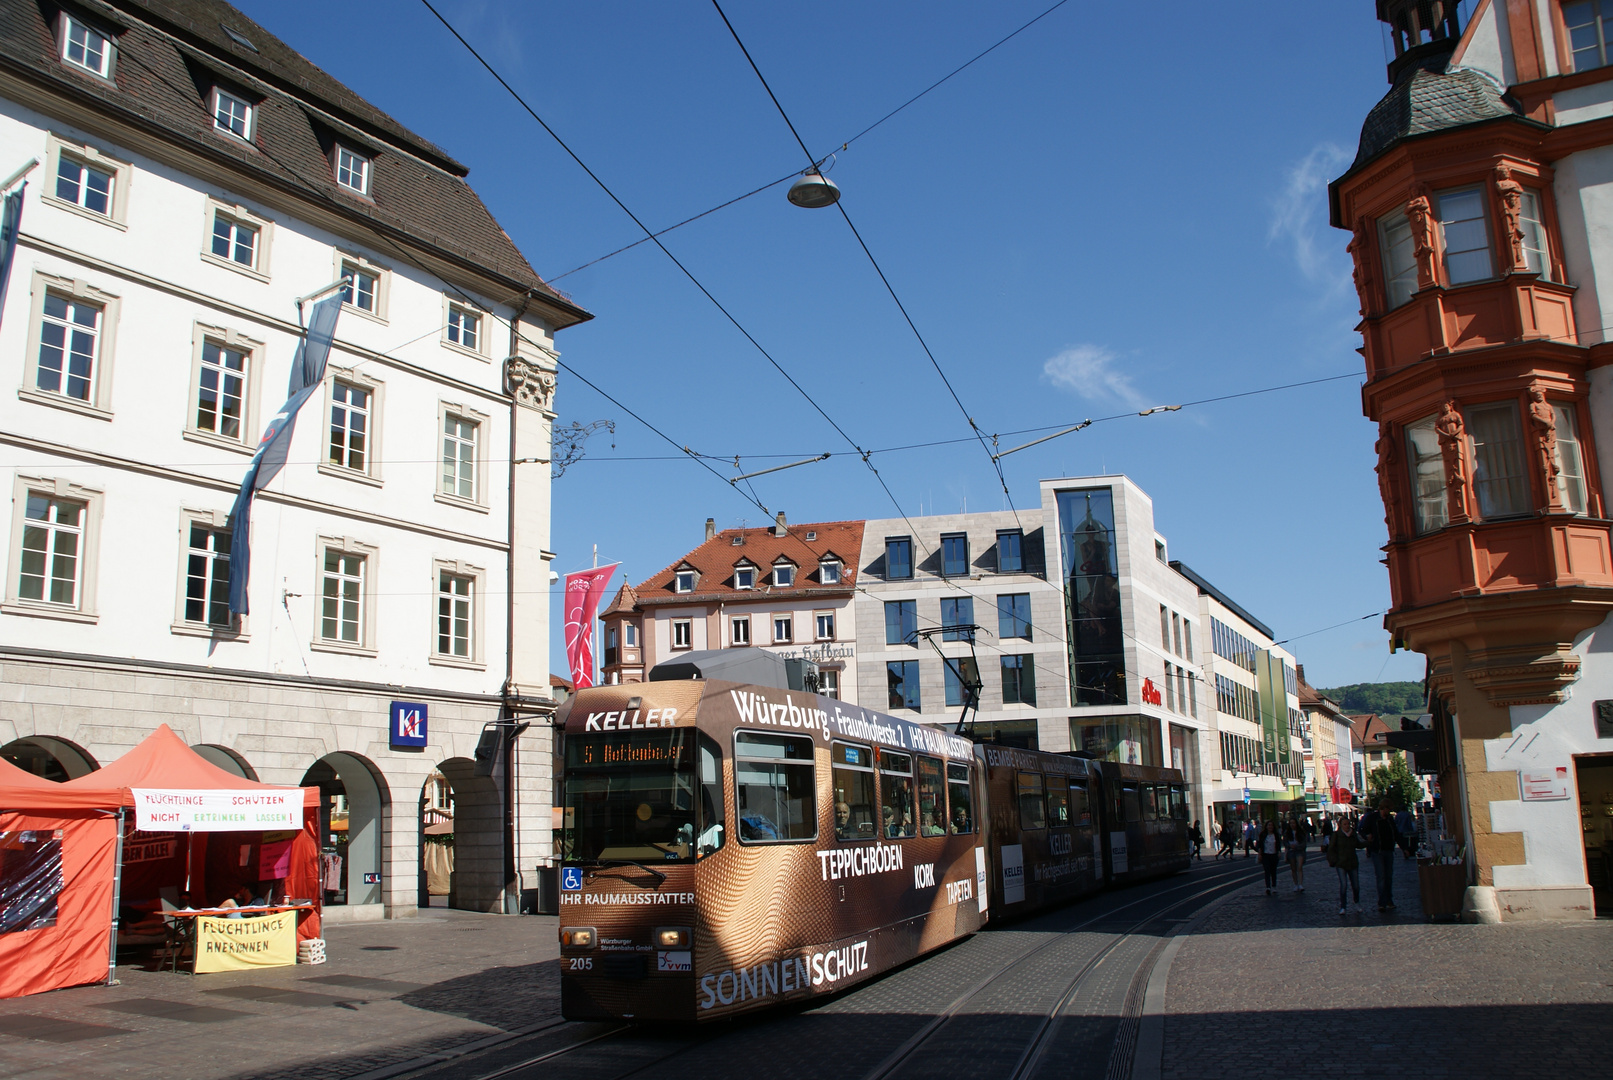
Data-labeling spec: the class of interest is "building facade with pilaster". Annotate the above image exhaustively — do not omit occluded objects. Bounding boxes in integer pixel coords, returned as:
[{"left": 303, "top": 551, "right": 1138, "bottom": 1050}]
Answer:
[{"left": 0, "top": 0, "right": 589, "bottom": 918}]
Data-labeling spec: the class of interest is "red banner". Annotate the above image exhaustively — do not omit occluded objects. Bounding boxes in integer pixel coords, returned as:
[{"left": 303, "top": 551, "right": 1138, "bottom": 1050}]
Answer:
[
  {"left": 1324, "top": 757, "right": 1341, "bottom": 804},
  {"left": 563, "top": 564, "right": 618, "bottom": 689}
]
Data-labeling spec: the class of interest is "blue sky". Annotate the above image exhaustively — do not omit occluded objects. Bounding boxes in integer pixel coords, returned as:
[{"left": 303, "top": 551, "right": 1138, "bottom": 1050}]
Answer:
[{"left": 238, "top": 0, "right": 1432, "bottom": 689}]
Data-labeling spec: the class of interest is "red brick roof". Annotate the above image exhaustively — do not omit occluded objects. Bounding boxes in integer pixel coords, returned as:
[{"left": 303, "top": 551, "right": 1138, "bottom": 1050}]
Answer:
[
  {"left": 601, "top": 583, "right": 639, "bottom": 617},
  {"left": 627, "top": 521, "right": 865, "bottom": 607},
  {"left": 1349, "top": 714, "right": 1394, "bottom": 748}
]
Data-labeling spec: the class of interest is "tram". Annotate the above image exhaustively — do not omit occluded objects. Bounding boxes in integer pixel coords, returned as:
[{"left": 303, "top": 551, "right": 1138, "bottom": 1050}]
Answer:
[{"left": 555, "top": 676, "right": 1189, "bottom": 1023}]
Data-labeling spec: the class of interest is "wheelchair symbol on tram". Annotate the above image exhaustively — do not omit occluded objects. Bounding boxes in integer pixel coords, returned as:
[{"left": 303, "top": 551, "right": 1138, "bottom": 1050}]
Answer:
[{"left": 561, "top": 867, "right": 583, "bottom": 891}]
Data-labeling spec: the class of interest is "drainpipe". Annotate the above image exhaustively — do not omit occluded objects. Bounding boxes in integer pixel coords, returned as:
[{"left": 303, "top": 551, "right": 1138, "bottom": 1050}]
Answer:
[{"left": 501, "top": 292, "right": 532, "bottom": 913}]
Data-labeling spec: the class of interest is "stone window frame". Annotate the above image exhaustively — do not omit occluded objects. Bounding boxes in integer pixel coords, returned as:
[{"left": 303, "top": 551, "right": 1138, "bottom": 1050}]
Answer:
[
  {"left": 209, "top": 85, "right": 256, "bottom": 143},
  {"left": 310, "top": 535, "right": 379, "bottom": 657},
  {"left": 200, "top": 197, "right": 273, "bottom": 282},
  {"left": 318, "top": 366, "right": 385, "bottom": 487},
  {"left": 772, "top": 612, "right": 794, "bottom": 645},
  {"left": 2, "top": 474, "right": 104, "bottom": 623},
  {"left": 730, "top": 614, "right": 750, "bottom": 647},
  {"left": 434, "top": 400, "right": 489, "bottom": 513},
  {"left": 183, "top": 322, "right": 264, "bottom": 455},
  {"left": 332, "top": 249, "right": 390, "bottom": 324},
  {"left": 171, "top": 507, "right": 248, "bottom": 640},
  {"left": 671, "top": 617, "right": 694, "bottom": 650},
  {"left": 56, "top": 10, "right": 118, "bottom": 81},
  {"left": 814, "top": 609, "right": 836, "bottom": 642},
  {"left": 441, "top": 295, "right": 489, "bottom": 360},
  {"left": 429, "top": 557, "right": 486, "bottom": 670},
  {"left": 42, "top": 133, "right": 131, "bottom": 229},
  {"left": 19, "top": 270, "right": 120, "bottom": 421}
]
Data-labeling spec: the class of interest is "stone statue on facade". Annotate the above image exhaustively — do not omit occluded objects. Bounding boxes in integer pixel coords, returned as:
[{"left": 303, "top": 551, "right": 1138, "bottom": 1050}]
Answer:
[
  {"left": 1435, "top": 400, "right": 1469, "bottom": 522},
  {"left": 1495, "top": 164, "right": 1528, "bottom": 272},
  {"left": 1376, "top": 424, "right": 1403, "bottom": 538},
  {"left": 1407, "top": 188, "right": 1438, "bottom": 289},
  {"left": 1347, "top": 220, "right": 1374, "bottom": 317},
  {"left": 1528, "top": 387, "right": 1562, "bottom": 509}
]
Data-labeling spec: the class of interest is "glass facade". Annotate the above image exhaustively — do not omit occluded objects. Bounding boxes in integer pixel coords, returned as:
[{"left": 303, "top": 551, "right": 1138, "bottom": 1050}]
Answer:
[
  {"left": 1057, "top": 488, "right": 1126, "bottom": 706},
  {"left": 1070, "top": 715, "right": 1160, "bottom": 767}
]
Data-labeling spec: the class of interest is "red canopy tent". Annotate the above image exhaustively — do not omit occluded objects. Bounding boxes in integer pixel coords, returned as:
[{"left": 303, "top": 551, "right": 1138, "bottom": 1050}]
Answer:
[{"left": 0, "top": 726, "right": 322, "bottom": 998}]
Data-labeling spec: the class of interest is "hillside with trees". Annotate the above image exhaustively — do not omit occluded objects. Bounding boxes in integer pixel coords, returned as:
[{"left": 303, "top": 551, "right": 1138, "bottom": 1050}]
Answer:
[{"left": 1317, "top": 681, "right": 1425, "bottom": 716}]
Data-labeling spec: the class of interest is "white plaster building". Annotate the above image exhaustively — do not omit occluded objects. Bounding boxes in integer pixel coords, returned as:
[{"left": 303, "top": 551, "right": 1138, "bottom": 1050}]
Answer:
[{"left": 0, "top": 0, "right": 589, "bottom": 918}]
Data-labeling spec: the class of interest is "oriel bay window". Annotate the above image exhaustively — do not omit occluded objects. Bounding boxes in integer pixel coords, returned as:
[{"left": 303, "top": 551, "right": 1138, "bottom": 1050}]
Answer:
[
  {"left": 1405, "top": 415, "right": 1448, "bottom": 533},
  {"left": 1436, "top": 188, "right": 1493, "bottom": 285},
  {"left": 1519, "top": 190, "right": 1552, "bottom": 278},
  {"left": 1553, "top": 404, "right": 1589, "bottom": 514},
  {"left": 1467, "top": 402, "right": 1531, "bottom": 518},
  {"left": 1379, "top": 207, "right": 1417, "bottom": 309}
]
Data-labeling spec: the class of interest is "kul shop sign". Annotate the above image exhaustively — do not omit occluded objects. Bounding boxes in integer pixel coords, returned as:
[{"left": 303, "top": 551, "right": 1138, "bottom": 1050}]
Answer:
[
  {"left": 390, "top": 700, "right": 428, "bottom": 749},
  {"left": 131, "top": 788, "right": 300, "bottom": 832}
]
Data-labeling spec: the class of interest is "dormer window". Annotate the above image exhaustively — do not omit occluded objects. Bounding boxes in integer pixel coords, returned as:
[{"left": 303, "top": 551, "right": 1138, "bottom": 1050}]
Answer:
[
  {"left": 212, "top": 87, "right": 254, "bottom": 141},
  {"left": 335, "top": 145, "right": 371, "bottom": 195},
  {"left": 735, "top": 566, "right": 755, "bottom": 590},
  {"left": 674, "top": 569, "right": 696, "bottom": 593},
  {"left": 61, "top": 14, "right": 113, "bottom": 79},
  {"left": 773, "top": 564, "right": 794, "bottom": 587},
  {"left": 819, "top": 560, "right": 841, "bottom": 584}
]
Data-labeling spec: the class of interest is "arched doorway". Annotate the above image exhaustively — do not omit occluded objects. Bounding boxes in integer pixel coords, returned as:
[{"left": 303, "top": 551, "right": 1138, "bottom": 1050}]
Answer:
[
  {"left": 0, "top": 736, "right": 98, "bottom": 781},
  {"left": 424, "top": 758, "right": 503, "bottom": 912},
  {"left": 300, "top": 753, "right": 388, "bottom": 908},
  {"left": 419, "top": 771, "right": 454, "bottom": 908},
  {"left": 192, "top": 744, "right": 257, "bottom": 780}
]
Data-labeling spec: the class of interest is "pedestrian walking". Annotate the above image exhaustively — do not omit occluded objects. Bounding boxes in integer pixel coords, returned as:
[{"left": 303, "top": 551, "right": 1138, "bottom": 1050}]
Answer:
[
  {"left": 1284, "top": 822, "right": 1305, "bottom": 891},
  {"left": 1243, "top": 818, "right": 1258, "bottom": 859},
  {"left": 1327, "top": 815, "right": 1364, "bottom": 914},
  {"left": 1218, "top": 820, "right": 1237, "bottom": 860},
  {"left": 1259, "top": 821, "right": 1281, "bottom": 894},
  {"left": 1319, "top": 813, "right": 1334, "bottom": 852},
  {"left": 1189, "top": 819, "right": 1205, "bottom": 860},
  {"left": 1359, "top": 798, "right": 1399, "bottom": 910}
]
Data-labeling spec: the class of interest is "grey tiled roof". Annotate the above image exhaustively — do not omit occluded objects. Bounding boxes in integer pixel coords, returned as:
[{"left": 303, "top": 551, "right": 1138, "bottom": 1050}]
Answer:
[
  {"left": 0, "top": 0, "right": 589, "bottom": 325},
  {"left": 1350, "top": 48, "right": 1525, "bottom": 171}
]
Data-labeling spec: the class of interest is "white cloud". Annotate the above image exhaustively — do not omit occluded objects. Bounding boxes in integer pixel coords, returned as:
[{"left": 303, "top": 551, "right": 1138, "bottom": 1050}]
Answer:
[
  {"left": 1269, "top": 143, "right": 1352, "bottom": 287},
  {"left": 1042, "top": 345, "right": 1148, "bottom": 409}
]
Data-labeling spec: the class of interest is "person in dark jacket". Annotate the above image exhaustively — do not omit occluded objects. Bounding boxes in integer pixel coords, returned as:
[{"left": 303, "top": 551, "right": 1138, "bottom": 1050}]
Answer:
[
  {"left": 1328, "top": 815, "right": 1364, "bottom": 914},
  {"left": 1358, "top": 799, "right": 1399, "bottom": 910},
  {"left": 1189, "top": 820, "right": 1205, "bottom": 860},
  {"left": 1283, "top": 822, "right": 1306, "bottom": 892},
  {"left": 1258, "top": 821, "right": 1281, "bottom": 894}
]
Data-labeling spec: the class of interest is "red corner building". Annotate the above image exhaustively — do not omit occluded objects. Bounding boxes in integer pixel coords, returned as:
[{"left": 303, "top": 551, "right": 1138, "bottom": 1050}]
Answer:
[{"left": 1330, "top": 0, "right": 1613, "bottom": 921}]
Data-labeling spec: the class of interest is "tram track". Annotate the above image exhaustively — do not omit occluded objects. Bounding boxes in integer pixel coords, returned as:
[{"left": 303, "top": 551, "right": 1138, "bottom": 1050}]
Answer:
[{"left": 392, "top": 859, "right": 1260, "bottom": 1080}]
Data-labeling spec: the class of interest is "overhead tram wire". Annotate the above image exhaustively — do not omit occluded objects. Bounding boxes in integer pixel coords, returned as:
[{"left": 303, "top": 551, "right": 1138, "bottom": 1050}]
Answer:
[
  {"left": 420, "top": 0, "right": 937, "bottom": 552},
  {"left": 541, "top": 0, "right": 1075, "bottom": 284},
  {"left": 708, "top": 0, "right": 1023, "bottom": 526}
]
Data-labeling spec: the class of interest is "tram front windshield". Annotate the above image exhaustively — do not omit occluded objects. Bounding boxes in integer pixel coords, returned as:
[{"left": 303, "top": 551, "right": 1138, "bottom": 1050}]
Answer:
[{"left": 563, "top": 730, "right": 697, "bottom": 863}]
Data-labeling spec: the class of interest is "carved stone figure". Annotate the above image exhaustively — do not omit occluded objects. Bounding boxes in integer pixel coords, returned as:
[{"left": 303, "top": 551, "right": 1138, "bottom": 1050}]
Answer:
[
  {"left": 1434, "top": 400, "right": 1469, "bottom": 522},
  {"left": 1347, "top": 220, "right": 1373, "bottom": 316},
  {"left": 1495, "top": 164, "right": 1527, "bottom": 272},
  {"left": 1375, "top": 425, "right": 1403, "bottom": 537},
  {"left": 1528, "top": 387, "right": 1562, "bottom": 508},
  {"left": 1407, "top": 188, "right": 1438, "bottom": 289}
]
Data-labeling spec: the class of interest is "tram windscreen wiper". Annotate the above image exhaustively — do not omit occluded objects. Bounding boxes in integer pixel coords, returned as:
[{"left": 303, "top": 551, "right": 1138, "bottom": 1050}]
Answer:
[{"left": 602, "top": 859, "right": 668, "bottom": 885}]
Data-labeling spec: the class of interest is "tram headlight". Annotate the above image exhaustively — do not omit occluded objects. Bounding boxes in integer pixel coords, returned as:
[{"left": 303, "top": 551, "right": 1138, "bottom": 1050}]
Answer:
[
  {"left": 560, "top": 926, "right": 595, "bottom": 949},
  {"left": 655, "top": 926, "right": 690, "bottom": 948}
]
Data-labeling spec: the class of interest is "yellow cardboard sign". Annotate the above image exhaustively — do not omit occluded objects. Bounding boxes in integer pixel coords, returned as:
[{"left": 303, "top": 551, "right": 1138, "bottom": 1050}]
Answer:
[{"left": 194, "top": 911, "right": 296, "bottom": 972}]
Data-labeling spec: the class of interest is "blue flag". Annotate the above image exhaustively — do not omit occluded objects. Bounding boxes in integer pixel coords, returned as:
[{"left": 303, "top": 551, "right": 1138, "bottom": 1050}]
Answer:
[
  {"left": 0, "top": 184, "right": 24, "bottom": 332},
  {"left": 227, "top": 293, "right": 343, "bottom": 615}
]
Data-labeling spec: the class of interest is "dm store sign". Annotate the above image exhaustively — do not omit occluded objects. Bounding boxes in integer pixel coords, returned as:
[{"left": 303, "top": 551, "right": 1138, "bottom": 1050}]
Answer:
[{"left": 390, "top": 701, "right": 428, "bottom": 749}]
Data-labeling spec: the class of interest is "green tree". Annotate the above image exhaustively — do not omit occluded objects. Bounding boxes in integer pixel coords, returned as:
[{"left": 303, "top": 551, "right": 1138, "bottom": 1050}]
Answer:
[
  {"left": 1366, "top": 756, "right": 1425, "bottom": 811},
  {"left": 1318, "top": 681, "right": 1426, "bottom": 715}
]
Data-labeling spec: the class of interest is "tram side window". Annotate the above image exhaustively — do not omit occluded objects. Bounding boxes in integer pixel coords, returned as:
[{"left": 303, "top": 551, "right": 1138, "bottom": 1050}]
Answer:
[
  {"left": 880, "top": 751, "right": 916, "bottom": 838},
  {"left": 1069, "top": 783, "right": 1092, "bottom": 828},
  {"left": 734, "top": 732, "right": 817, "bottom": 843},
  {"left": 697, "top": 734, "right": 725, "bottom": 857},
  {"left": 1121, "top": 784, "right": 1141, "bottom": 824},
  {"left": 1141, "top": 786, "right": 1158, "bottom": 821},
  {"left": 1046, "top": 779, "right": 1070, "bottom": 827},
  {"left": 1017, "top": 771, "right": 1046, "bottom": 830},
  {"left": 947, "top": 763, "right": 974, "bottom": 834},
  {"left": 1171, "top": 785, "right": 1189, "bottom": 821},
  {"left": 832, "top": 742, "right": 876, "bottom": 842},
  {"left": 916, "top": 756, "right": 946, "bottom": 836}
]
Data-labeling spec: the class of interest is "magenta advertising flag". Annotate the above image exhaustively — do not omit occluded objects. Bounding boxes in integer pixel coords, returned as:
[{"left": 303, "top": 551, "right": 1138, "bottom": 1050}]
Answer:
[{"left": 564, "top": 564, "right": 618, "bottom": 689}]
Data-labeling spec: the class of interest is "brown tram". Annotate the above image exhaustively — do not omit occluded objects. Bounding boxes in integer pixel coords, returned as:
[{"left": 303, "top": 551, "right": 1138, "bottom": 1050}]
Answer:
[{"left": 556, "top": 677, "right": 1190, "bottom": 1023}]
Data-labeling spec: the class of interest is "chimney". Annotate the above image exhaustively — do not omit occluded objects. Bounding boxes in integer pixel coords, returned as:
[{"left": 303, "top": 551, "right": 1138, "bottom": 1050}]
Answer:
[
  {"left": 774, "top": 511, "right": 787, "bottom": 537},
  {"left": 705, "top": 518, "right": 715, "bottom": 542}
]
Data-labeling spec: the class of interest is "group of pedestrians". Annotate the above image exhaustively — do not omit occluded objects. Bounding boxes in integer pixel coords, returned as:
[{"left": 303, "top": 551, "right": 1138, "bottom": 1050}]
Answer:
[{"left": 1206, "top": 801, "right": 1421, "bottom": 914}]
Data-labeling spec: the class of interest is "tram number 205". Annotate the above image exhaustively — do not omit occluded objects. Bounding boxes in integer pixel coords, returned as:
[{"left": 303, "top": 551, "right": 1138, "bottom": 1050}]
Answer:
[{"left": 568, "top": 957, "right": 593, "bottom": 970}]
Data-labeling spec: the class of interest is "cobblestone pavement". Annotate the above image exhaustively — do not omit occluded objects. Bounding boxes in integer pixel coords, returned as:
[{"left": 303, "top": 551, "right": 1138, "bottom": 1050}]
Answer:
[
  {"left": 0, "top": 906, "right": 561, "bottom": 1080},
  {"left": 1163, "top": 850, "right": 1613, "bottom": 1080}
]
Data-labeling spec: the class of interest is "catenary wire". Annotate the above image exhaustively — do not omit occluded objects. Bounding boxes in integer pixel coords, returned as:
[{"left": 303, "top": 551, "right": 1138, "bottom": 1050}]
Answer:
[
  {"left": 708, "top": 0, "right": 1024, "bottom": 526},
  {"left": 541, "top": 0, "right": 1074, "bottom": 283}
]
